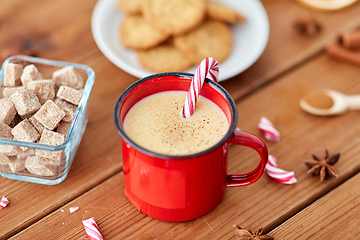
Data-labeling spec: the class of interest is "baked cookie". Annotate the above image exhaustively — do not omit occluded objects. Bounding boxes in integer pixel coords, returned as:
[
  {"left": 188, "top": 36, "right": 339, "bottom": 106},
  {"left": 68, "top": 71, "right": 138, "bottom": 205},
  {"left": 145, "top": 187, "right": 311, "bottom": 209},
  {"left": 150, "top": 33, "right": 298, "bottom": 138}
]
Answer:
[
  {"left": 206, "top": 1, "right": 246, "bottom": 24},
  {"left": 137, "top": 41, "right": 193, "bottom": 72},
  {"left": 174, "top": 19, "right": 233, "bottom": 64},
  {"left": 120, "top": 15, "right": 170, "bottom": 50},
  {"left": 142, "top": 0, "right": 206, "bottom": 36},
  {"left": 117, "top": 0, "right": 144, "bottom": 14}
]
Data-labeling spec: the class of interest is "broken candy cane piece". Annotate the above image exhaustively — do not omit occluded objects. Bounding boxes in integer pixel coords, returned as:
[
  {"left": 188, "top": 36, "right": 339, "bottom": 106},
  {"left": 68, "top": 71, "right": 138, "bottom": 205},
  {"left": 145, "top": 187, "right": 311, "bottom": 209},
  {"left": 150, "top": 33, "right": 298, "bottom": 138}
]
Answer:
[
  {"left": 0, "top": 196, "right": 9, "bottom": 209},
  {"left": 70, "top": 206, "right": 79, "bottom": 213},
  {"left": 82, "top": 217, "right": 104, "bottom": 240},
  {"left": 258, "top": 117, "right": 280, "bottom": 142},
  {"left": 266, "top": 155, "right": 297, "bottom": 184}
]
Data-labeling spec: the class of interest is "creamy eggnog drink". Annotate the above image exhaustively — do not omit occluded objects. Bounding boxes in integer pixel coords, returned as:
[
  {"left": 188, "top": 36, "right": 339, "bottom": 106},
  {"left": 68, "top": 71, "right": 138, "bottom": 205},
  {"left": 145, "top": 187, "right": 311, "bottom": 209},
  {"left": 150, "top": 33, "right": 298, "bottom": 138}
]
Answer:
[{"left": 123, "top": 91, "right": 229, "bottom": 155}]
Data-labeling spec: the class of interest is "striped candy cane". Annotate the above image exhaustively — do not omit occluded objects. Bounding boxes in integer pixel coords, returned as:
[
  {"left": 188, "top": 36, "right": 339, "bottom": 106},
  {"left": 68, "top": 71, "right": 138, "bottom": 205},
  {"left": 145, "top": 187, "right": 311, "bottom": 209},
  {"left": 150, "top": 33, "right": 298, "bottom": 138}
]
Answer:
[
  {"left": 265, "top": 155, "right": 297, "bottom": 184},
  {"left": 70, "top": 206, "right": 79, "bottom": 213},
  {"left": 258, "top": 117, "right": 280, "bottom": 142},
  {"left": 0, "top": 195, "right": 9, "bottom": 209},
  {"left": 182, "top": 57, "right": 219, "bottom": 118},
  {"left": 82, "top": 217, "right": 104, "bottom": 240}
]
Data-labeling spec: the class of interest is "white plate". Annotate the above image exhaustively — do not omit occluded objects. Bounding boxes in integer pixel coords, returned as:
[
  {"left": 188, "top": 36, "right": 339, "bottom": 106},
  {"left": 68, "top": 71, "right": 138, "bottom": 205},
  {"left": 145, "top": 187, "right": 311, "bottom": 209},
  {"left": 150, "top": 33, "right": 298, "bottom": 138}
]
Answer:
[{"left": 91, "top": 0, "right": 269, "bottom": 82}]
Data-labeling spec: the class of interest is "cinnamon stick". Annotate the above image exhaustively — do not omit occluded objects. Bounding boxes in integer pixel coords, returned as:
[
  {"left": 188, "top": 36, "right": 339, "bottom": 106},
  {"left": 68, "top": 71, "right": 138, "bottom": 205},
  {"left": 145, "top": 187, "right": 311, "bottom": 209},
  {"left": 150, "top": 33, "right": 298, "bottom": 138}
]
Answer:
[
  {"left": 326, "top": 41, "right": 360, "bottom": 66},
  {"left": 338, "top": 30, "right": 360, "bottom": 49}
]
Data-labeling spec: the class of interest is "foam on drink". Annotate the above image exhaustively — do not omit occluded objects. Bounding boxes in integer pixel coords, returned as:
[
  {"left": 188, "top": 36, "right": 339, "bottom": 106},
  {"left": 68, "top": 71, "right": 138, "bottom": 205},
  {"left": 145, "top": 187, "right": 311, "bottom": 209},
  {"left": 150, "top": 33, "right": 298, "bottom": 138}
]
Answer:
[{"left": 123, "top": 91, "right": 229, "bottom": 155}]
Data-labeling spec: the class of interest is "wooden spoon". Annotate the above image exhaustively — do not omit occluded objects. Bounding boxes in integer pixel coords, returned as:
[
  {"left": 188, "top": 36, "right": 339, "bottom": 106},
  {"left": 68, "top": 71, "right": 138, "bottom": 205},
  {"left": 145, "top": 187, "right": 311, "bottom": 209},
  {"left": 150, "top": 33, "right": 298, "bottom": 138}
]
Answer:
[{"left": 299, "top": 89, "right": 360, "bottom": 116}]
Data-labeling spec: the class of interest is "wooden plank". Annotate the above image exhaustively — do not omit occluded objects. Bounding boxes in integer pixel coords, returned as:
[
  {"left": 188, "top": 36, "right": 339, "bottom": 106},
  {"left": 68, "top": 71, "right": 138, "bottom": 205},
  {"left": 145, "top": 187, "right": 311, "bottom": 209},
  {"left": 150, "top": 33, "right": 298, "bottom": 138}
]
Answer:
[
  {"left": 9, "top": 174, "right": 132, "bottom": 240},
  {"left": 11, "top": 52, "right": 360, "bottom": 239},
  {"left": 221, "top": 0, "right": 360, "bottom": 99},
  {"left": 269, "top": 172, "right": 360, "bottom": 239},
  {"left": 0, "top": 0, "right": 98, "bottom": 62},
  {"left": 1, "top": 0, "right": 360, "bottom": 238}
]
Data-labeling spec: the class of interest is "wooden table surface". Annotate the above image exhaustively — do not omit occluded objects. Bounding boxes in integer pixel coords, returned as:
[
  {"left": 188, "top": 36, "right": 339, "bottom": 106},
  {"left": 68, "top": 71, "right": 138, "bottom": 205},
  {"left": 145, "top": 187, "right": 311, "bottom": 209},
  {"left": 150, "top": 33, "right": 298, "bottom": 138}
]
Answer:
[{"left": 1, "top": 0, "right": 360, "bottom": 239}]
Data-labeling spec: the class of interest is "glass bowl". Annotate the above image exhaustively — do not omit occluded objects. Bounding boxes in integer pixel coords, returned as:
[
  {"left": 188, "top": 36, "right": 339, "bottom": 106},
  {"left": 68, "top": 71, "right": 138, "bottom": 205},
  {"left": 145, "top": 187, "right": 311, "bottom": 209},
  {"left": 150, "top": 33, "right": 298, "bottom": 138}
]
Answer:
[{"left": 0, "top": 55, "right": 95, "bottom": 185}]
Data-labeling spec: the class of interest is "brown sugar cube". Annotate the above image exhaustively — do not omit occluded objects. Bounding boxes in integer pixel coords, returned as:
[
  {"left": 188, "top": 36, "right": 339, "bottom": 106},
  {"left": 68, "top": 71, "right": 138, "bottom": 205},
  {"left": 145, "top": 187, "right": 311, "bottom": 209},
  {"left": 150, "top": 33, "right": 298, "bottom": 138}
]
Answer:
[
  {"left": 20, "top": 64, "right": 43, "bottom": 87},
  {"left": 3, "top": 63, "right": 23, "bottom": 87},
  {"left": 3, "top": 86, "right": 25, "bottom": 98},
  {"left": 17, "top": 148, "right": 35, "bottom": 161},
  {"left": 0, "top": 99, "right": 17, "bottom": 125},
  {"left": 11, "top": 89, "right": 41, "bottom": 118},
  {"left": 1, "top": 146, "right": 21, "bottom": 156},
  {"left": 29, "top": 115, "right": 44, "bottom": 134},
  {"left": 36, "top": 129, "right": 65, "bottom": 161},
  {"left": 0, "top": 153, "right": 11, "bottom": 165},
  {"left": 0, "top": 121, "right": 13, "bottom": 139},
  {"left": 52, "top": 66, "right": 84, "bottom": 89},
  {"left": 29, "top": 154, "right": 60, "bottom": 166},
  {"left": 34, "top": 100, "right": 66, "bottom": 130},
  {"left": 0, "top": 122, "right": 21, "bottom": 156},
  {"left": 0, "top": 164, "right": 8, "bottom": 171},
  {"left": 56, "top": 121, "right": 72, "bottom": 136},
  {"left": 56, "top": 86, "right": 83, "bottom": 105},
  {"left": 11, "top": 119, "right": 40, "bottom": 143},
  {"left": 25, "top": 155, "right": 58, "bottom": 176},
  {"left": 26, "top": 79, "right": 55, "bottom": 104},
  {"left": 54, "top": 98, "right": 77, "bottom": 122},
  {"left": 9, "top": 113, "right": 21, "bottom": 128},
  {"left": 0, "top": 86, "right": 4, "bottom": 98},
  {"left": 0, "top": 163, "right": 9, "bottom": 171},
  {"left": 8, "top": 156, "right": 26, "bottom": 173}
]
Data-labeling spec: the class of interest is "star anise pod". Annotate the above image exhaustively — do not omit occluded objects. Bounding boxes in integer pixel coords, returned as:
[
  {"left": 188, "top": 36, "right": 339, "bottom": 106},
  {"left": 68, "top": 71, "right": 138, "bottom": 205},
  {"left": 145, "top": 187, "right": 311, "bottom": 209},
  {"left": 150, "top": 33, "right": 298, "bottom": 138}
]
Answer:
[
  {"left": 294, "top": 16, "right": 322, "bottom": 36},
  {"left": 234, "top": 225, "right": 274, "bottom": 240},
  {"left": 305, "top": 149, "right": 340, "bottom": 181}
]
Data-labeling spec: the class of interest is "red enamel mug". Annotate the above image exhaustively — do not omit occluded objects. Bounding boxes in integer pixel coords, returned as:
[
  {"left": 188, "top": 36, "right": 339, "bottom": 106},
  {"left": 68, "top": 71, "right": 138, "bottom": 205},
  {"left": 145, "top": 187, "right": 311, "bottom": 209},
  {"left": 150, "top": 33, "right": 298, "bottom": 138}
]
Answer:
[{"left": 114, "top": 72, "right": 268, "bottom": 222}]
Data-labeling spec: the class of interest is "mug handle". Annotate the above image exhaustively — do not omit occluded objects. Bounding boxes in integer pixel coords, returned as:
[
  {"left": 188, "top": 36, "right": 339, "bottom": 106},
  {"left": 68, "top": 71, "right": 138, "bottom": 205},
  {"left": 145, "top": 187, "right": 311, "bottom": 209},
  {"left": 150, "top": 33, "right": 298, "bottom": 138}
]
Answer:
[{"left": 226, "top": 129, "right": 268, "bottom": 187}]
